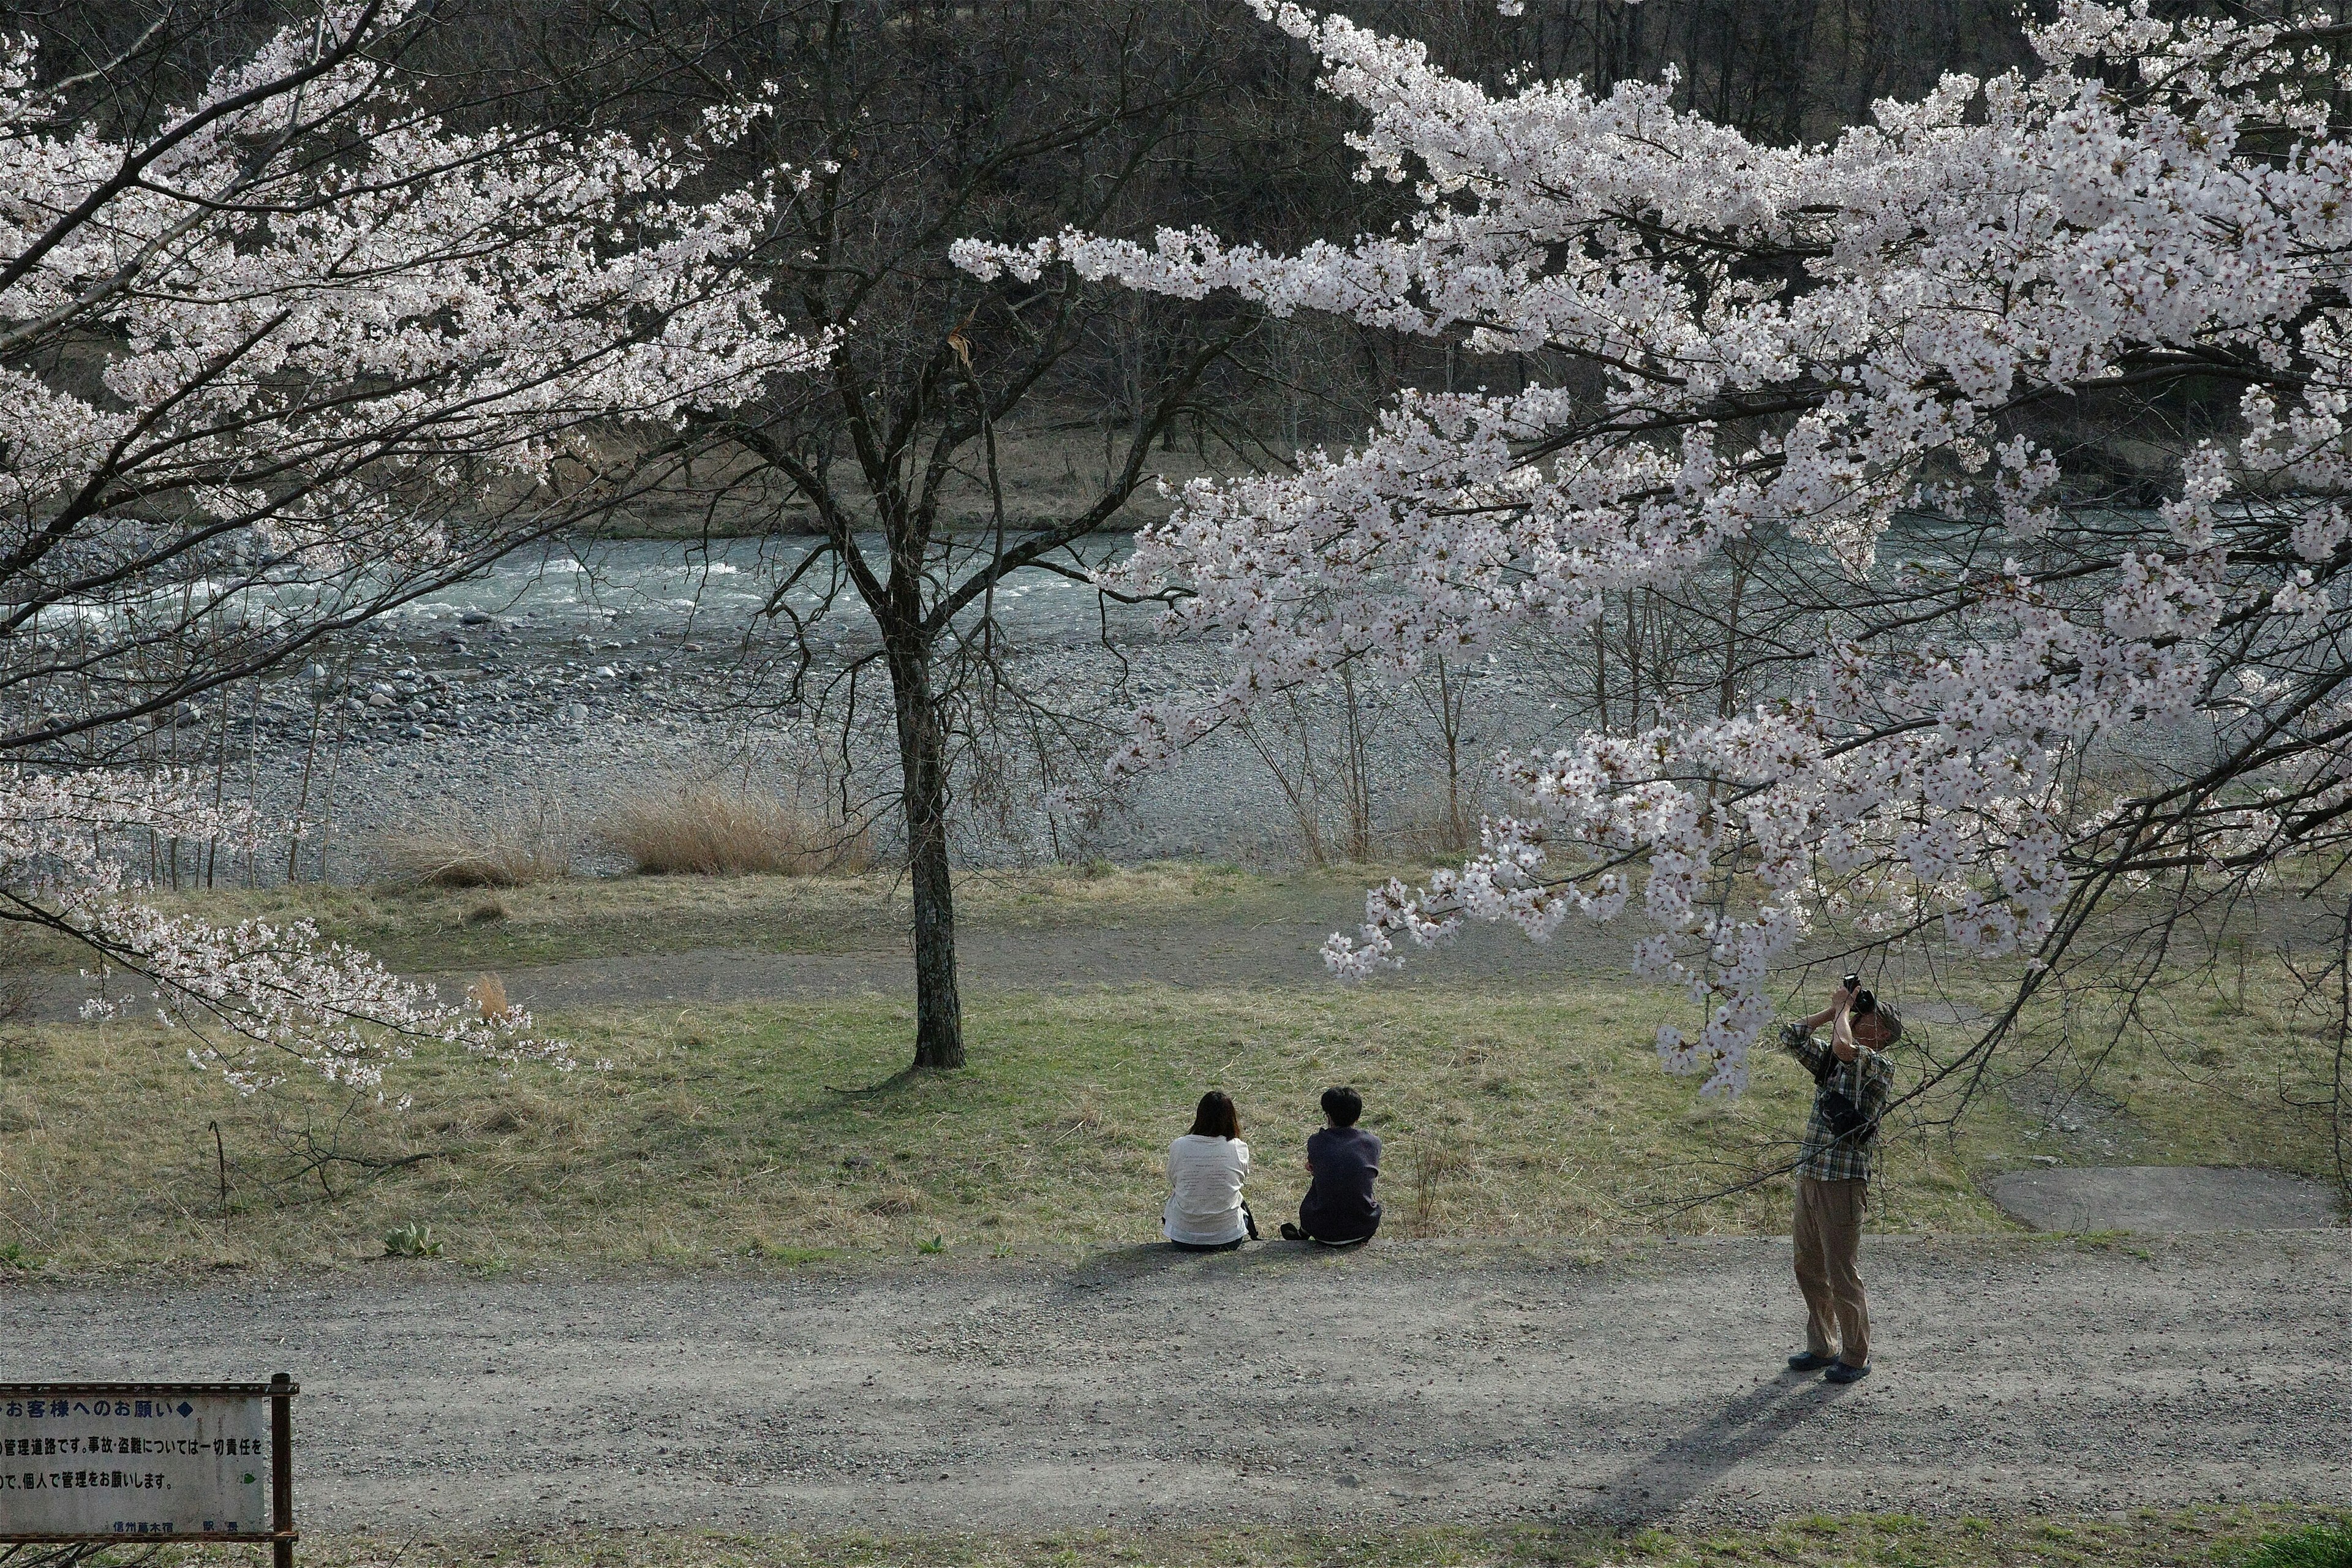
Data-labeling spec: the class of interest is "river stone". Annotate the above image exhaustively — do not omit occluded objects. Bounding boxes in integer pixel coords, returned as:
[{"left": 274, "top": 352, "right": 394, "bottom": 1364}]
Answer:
[{"left": 1991, "top": 1165, "right": 2340, "bottom": 1233}]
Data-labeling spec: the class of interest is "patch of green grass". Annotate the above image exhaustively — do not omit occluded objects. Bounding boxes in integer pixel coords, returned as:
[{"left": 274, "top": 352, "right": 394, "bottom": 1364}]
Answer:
[
  {"left": 17, "top": 861, "right": 1358, "bottom": 974},
  {"left": 2239, "top": 1521, "right": 2352, "bottom": 1568},
  {"left": 138, "top": 1507, "right": 2349, "bottom": 1568},
  {"left": 5, "top": 951, "right": 2335, "bottom": 1271},
  {"left": 6, "top": 866, "right": 2345, "bottom": 1272}
]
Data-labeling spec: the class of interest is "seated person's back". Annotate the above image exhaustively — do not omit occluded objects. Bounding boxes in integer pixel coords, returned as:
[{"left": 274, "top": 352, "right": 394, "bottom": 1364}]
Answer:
[
  {"left": 1295, "top": 1085, "right": 1381, "bottom": 1243},
  {"left": 1164, "top": 1090, "right": 1254, "bottom": 1248}
]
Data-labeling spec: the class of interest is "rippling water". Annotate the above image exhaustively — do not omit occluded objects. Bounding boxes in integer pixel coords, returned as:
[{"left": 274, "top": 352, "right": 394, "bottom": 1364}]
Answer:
[
  {"left": 380, "top": 515, "right": 1985, "bottom": 643},
  {"left": 380, "top": 534, "right": 1146, "bottom": 643}
]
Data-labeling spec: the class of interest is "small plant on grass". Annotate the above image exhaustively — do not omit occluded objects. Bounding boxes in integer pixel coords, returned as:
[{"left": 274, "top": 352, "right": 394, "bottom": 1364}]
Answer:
[
  {"left": 383, "top": 1222, "right": 443, "bottom": 1258},
  {"left": 1407, "top": 1136, "right": 1474, "bottom": 1238},
  {"left": 2241, "top": 1523, "right": 2352, "bottom": 1568},
  {"left": 0, "top": 1241, "right": 32, "bottom": 1268},
  {"left": 917, "top": 1234, "right": 945, "bottom": 1254}
]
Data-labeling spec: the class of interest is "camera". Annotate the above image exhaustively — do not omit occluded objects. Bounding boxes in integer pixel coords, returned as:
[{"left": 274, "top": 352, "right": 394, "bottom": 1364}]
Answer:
[
  {"left": 1844, "top": 973, "right": 1860, "bottom": 993},
  {"left": 1843, "top": 974, "right": 1877, "bottom": 1015}
]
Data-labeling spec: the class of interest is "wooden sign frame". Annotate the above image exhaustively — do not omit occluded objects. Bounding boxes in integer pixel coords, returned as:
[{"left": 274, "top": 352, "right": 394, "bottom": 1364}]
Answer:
[{"left": 0, "top": 1374, "right": 296, "bottom": 1566}]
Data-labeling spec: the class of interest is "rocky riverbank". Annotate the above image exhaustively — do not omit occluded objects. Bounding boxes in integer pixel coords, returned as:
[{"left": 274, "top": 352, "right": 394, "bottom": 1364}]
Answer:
[{"left": 188, "top": 601, "right": 1578, "bottom": 886}]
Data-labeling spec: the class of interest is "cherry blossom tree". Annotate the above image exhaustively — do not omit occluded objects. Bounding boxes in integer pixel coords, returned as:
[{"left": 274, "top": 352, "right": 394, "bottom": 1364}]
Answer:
[
  {"left": 959, "top": 1, "right": 2352, "bottom": 1161},
  {"left": 1, "top": 1, "right": 816, "bottom": 1093}
]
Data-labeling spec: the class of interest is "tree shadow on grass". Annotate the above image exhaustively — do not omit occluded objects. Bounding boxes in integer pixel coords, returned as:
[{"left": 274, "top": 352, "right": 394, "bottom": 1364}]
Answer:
[{"left": 821, "top": 1064, "right": 946, "bottom": 1097}]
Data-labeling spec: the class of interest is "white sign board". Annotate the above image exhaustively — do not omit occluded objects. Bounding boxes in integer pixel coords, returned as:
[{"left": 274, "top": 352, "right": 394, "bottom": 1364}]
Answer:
[{"left": 0, "top": 1390, "right": 273, "bottom": 1539}]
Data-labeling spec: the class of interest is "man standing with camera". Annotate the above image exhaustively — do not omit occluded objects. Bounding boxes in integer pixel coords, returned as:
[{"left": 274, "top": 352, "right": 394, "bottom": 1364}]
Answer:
[{"left": 1779, "top": 978, "right": 1900, "bottom": 1384}]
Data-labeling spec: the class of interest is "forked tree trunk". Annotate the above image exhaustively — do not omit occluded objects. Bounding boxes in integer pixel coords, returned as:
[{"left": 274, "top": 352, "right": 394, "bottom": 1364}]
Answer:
[{"left": 886, "top": 630, "right": 963, "bottom": 1071}]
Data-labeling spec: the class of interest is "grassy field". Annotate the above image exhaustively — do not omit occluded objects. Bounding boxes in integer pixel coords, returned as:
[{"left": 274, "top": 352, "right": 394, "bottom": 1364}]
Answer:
[
  {"left": 111, "top": 1509, "right": 2352, "bottom": 1568},
  {"left": 1, "top": 935, "right": 2340, "bottom": 1269},
  {"left": 0, "top": 862, "right": 1360, "bottom": 976}
]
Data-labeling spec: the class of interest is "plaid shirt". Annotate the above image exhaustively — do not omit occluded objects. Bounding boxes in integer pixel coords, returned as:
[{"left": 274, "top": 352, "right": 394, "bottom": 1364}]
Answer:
[{"left": 1781, "top": 1020, "right": 1893, "bottom": 1183}]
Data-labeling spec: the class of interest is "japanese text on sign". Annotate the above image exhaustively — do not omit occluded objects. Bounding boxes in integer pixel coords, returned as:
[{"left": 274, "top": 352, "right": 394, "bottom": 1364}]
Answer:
[{"left": 0, "top": 1393, "right": 270, "bottom": 1538}]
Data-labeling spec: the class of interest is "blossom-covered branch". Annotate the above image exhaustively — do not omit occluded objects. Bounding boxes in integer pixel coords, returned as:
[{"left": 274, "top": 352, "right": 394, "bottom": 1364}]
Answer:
[
  {"left": 959, "top": 1, "right": 2352, "bottom": 1094},
  {"left": 0, "top": 4, "right": 818, "bottom": 1087}
]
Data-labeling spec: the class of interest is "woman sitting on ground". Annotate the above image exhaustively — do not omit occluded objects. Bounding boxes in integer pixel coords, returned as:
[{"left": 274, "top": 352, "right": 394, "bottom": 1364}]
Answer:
[{"left": 1163, "top": 1090, "right": 1257, "bottom": 1251}]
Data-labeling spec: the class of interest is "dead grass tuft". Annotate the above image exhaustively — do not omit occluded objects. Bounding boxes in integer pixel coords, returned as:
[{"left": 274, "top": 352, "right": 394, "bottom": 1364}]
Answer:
[
  {"left": 377, "top": 815, "right": 571, "bottom": 888},
  {"left": 599, "top": 786, "right": 872, "bottom": 877},
  {"left": 1408, "top": 1134, "right": 1476, "bottom": 1238},
  {"left": 467, "top": 973, "right": 510, "bottom": 1022},
  {"left": 864, "top": 1185, "right": 924, "bottom": 1218}
]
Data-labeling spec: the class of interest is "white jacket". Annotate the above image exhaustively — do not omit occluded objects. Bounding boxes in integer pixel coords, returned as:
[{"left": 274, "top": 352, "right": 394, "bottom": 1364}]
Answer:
[{"left": 1163, "top": 1133, "right": 1251, "bottom": 1245}]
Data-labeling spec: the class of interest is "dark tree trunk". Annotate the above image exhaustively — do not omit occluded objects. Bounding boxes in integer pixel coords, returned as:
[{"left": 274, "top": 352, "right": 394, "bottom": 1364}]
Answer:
[{"left": 886, "top": 627, "right": 963, "bottom": 1071}]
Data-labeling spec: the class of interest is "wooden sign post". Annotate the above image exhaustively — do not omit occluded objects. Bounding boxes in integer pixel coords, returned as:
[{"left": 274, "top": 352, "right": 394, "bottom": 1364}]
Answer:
[{"left": 0, "top": 1376, "right": 297, "bottom": 1566}]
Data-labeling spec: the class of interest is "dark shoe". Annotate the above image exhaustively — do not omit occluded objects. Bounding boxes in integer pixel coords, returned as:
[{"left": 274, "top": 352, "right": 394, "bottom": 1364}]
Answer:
[
  {"left": 1786, "top": 1350, "right": 1839, "bottom": 1371},
  {"left": 1279, "top": 1223, "right": 1304, "bottom": 1241},
  {"left": 1823, "top": 1361, "right": 1872, "bottom": 1384}
]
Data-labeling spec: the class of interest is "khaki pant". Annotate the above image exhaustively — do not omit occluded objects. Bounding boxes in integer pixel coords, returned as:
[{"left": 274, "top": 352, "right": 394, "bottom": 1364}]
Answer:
[{"left": 1793, "top": 1175, "right": 1870, "bottom": 1366}]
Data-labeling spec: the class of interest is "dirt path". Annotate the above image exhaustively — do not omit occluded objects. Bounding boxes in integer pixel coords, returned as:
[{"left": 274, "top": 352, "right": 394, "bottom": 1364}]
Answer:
[
  {"left": 415, "top": 914, "right": 1613, "bottom": 1011},
  {"left": 26, "top": 901, "right": 1630, "bottom": 1022},
  {"left": 12, "top": 1234, "right": 2346, "bottom": 1535}
]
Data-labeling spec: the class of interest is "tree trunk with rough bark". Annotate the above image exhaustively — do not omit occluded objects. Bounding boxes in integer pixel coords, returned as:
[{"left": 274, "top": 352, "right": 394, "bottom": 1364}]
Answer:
[{"left": 886, "top": 628, "right": 963, "bottom": 1071}]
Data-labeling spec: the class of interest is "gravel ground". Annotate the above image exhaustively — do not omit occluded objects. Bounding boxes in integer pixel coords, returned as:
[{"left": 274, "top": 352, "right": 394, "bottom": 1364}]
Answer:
[
  {"left": 118, "top": 531, "right": 2242, "bottom": 886},
  {"left": 140, "top": 603, "right": 1583, "bottom": 881},
  {"left": 8, "top": 1234, "right": 2346, "bottom": 1534},
  {"left": 93, "top": 518, "right": 2255, "bottom": 889}
]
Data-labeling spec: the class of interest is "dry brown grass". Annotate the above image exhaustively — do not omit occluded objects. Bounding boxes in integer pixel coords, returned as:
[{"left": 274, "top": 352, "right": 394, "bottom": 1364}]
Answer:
[
  {"left": 1404, "top": 1133, "right": 1476, "bottom": 1238},
  {"left": 377, "top": 817, "right": 572, "bottom": 888},
  {"left": 598, "top": 785, "right": 872, "bottom": 876},
  {"left": 466, "top": 973, "right": 510, "bottom": 1021}
]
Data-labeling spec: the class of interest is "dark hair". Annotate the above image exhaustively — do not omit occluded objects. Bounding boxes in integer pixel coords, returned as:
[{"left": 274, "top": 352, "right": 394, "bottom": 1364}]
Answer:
[
  {"left": 1321, "top": 1085, "right": 1363, "bottom": 1126},
  {"left": 1188, "top": 1090, "right": 1241, "bottom": 1140}
]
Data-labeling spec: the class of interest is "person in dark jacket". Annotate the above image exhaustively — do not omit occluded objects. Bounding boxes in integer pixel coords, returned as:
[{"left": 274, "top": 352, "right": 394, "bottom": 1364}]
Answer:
[{"left": 1280, "top": 1085, "right": 1382, "bottom": 1246}]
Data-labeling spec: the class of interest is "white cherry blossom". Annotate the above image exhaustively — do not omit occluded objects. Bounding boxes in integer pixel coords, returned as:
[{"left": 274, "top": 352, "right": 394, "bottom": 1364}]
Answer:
[
  {"left": 2, "top": 6, "right": 818, "bottom": 1090},
  {"left": 960, "top": 1, "right": 2352, "bottom": 1094}
]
